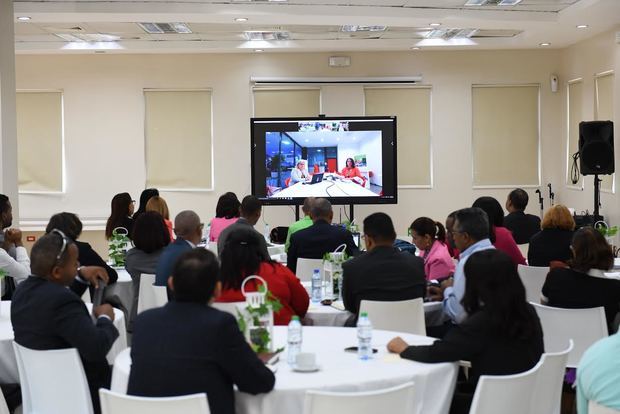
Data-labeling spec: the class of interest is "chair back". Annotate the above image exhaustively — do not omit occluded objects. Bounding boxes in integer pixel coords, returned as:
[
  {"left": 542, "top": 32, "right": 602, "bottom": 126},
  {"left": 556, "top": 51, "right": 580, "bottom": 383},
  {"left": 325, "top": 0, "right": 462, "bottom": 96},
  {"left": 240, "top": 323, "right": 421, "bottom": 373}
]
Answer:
[
  {"left": 138, "top": 273, "right": 166, "bottom": 314},
  {"left": 530, "top": 340, "right": 574, "bottom": 414},
  {"left": 296, "top": 258, "right": 324, "bottom": 282},
  {"left": 359, "top": 299, "right": 426, "bottom": 336},
  {"left": 531, "top": 303, "right": 608, "bottom": 367},
  {"left": 303, "top": 382, "right": 415, "bottom": 414},
  {"left": 589, "top": 401, "right": 620, "bottom": 414},
  {"left": 469, "top": 360, "right": 541, "bottom": 414},
  {"left": 81, "top": 288, "right": 92, "bottom": 303},
  {"left": 517, "top": 265, "right": 549, "bottom": 303},
  {"left": 13, "top": 342, "right": 93, "bottom": 414},
  {"left": 99, "top": 389, "right": 209, "bottom": 414},
  {"left": 207, "top": 242, "right": 218, "bottom": 255},
  {"left": 211, "top": 302, "right": 244, "bottom": 316}
]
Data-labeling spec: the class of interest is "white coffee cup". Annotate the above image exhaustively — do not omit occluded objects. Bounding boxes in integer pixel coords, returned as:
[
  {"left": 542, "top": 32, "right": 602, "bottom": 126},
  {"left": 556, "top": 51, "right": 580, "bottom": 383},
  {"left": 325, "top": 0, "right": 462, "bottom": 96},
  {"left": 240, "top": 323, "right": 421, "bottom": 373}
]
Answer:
[{"left": 295, "top": 352, "right": 317, "bottom": 369}]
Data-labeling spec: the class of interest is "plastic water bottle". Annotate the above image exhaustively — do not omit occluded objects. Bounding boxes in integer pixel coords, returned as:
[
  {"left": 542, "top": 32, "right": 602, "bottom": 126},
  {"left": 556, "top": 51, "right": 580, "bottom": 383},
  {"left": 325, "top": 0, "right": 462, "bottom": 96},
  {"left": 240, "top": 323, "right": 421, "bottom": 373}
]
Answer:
[
  {"left": 264, "top": 223, "right": 271, "bottom": 244},
  {"left": 287, "top": 316, "right": 302, "bottom": 365},
  {"left": 311, "top": 269, "right": 322, "bottom": 303},
  {"left": 357, "top": 312, "right": 373, "bottom": 360}
]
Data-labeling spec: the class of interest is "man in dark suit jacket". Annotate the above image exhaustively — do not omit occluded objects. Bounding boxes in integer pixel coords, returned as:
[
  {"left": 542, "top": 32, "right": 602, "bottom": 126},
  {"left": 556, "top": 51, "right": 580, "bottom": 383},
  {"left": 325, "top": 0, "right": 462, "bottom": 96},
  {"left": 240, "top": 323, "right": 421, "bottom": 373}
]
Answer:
[
  {"left": 11, "top": 232, "right": 119, "bottom": 414},
  {"left": 341, "top": 212, "right": 426, "bottom": 318},
  {"left": 128, "top": 249, "right": 275, "bottom": 414},
  {"left": 287, "top": 198, "right": 359, "bottom": 274},
  {"left": 504, "top": 188, "right": 541, "bottom": 245},
  {"left": 155, "top": 210, "right": 203, "bottom": 287},
  {"left": 217, "top": 195, "right": 269, "bottom": 259}
]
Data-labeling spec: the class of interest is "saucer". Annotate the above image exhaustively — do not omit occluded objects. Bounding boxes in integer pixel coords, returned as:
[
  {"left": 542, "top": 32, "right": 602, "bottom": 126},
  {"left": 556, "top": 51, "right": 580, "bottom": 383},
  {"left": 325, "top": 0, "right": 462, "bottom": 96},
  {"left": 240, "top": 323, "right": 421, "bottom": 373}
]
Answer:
[{"left": 292, "top": 364, "right": 321, "bottom": 373}]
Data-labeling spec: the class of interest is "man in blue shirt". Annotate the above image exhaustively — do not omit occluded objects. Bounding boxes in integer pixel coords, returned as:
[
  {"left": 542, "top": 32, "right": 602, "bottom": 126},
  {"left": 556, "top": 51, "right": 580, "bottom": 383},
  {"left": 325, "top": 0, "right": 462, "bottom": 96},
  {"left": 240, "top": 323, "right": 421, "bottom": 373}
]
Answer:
[
  {"left": 429, "top": 207, "right": 495, "bottom": 324},
  {"left": 577, "top": 333, "right": 620, "bottom": 413}
]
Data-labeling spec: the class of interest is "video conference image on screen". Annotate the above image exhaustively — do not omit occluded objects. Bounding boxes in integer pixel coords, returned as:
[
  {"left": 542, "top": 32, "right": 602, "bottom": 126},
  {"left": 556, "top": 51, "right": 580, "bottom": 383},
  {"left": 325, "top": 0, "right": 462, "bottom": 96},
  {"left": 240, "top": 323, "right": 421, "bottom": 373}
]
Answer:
[{"left": 251, "top": 117, "right": 397, "bottom": 205}]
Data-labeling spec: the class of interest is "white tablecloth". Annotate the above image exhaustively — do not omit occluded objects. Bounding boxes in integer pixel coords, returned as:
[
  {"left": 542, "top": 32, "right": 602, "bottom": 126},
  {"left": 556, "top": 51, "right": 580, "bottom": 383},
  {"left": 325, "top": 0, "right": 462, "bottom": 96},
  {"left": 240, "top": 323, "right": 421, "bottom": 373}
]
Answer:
[
  {"left": 0, "top": 300, "right": 127, "bottom": 383},
  {"left": 273, "top": 178, "right": 378, "bottom": 198},
  {"left": 110, "top": 326, "right": 457, "bottom": 414},
  {"left": 305, "top": 300, "right": 447, "bottom": 328},
  {"left": 104, "top": 269, "right": 133, "bottom": 324}
]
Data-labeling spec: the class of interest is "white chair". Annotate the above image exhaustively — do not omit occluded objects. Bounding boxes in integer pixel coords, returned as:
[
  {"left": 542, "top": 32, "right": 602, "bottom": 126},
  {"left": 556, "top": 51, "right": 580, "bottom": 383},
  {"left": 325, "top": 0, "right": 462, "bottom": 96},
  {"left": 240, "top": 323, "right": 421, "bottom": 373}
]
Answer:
[
  {"left": 303, "top": 381, "right": 415, "bottom": 414},
  {"left": 518, "top": 243, "right": 529, "bottom": 259},
  {"left": 531, "top": 303, "right": 608, "bottom": 368},
  {"left": 296, "top": 258, "right": 324, "bottom": 282},
  {"left": 211, "top": 301, "right": 244, "bottom": 316},
  {"left": 207, "top": 242, "right": 218, "bottom": 256},
  {"left": 99, "top": 389, "right": 210, "bottom": 414},
  {"left": 0, "top": 389, "right": 10, "bottom": 414},
  {"left": 81, "top": 289, "right": 92, "bottom": 303},
  {"left": 589, "top": 401, "right": 620, "bottom": 414},
  {"left": 13, "top": 342, "right": 93, "bottom": 414},
  {"left": 530, "top": 340, "right": 574, "bottom": 414},
  {"left": 137, "top": 274, "right": 167, "bottom": 314},
  {"left": 517, "top": 265, "right": 549, "bottom": 303},
  {"left": 359, "top": 298, "right": 426, "bottom": 336},
  {"left": 469, "top": 360, "right": 541, "bottom": 414}
]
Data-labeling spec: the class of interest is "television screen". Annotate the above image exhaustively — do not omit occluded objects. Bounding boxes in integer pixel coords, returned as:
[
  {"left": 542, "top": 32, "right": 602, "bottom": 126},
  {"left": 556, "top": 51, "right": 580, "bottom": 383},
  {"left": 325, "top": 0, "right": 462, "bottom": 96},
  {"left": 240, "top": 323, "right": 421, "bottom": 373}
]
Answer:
[{"left": 251, "top": 116, "right": 397, "bottom": 205}]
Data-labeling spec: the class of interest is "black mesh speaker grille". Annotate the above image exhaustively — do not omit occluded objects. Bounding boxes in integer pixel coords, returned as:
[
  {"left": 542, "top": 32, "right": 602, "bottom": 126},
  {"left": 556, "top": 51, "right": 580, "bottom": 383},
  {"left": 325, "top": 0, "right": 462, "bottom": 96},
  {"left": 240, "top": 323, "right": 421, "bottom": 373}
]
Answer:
[{"left": 579, "top": 121, "right": 614, "bottom": 175}]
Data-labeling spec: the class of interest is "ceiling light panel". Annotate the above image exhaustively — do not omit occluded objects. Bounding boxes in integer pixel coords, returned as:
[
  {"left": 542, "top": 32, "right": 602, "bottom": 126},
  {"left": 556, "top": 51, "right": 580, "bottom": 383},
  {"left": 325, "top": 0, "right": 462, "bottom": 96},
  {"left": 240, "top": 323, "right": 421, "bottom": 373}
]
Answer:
[
  {"left": 244, "top": 31, "right": 290, "bottom": 41},
  {"left": 138, "top": 23, "right": 192, "bottom": 34}
]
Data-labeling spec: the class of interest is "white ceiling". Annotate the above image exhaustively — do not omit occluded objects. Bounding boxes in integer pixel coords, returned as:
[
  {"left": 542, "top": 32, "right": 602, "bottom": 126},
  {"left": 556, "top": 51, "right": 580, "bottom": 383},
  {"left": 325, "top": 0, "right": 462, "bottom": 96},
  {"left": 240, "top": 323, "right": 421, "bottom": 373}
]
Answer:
[{"left": 11, "top": 0, "right": 620, "bottom": 54}]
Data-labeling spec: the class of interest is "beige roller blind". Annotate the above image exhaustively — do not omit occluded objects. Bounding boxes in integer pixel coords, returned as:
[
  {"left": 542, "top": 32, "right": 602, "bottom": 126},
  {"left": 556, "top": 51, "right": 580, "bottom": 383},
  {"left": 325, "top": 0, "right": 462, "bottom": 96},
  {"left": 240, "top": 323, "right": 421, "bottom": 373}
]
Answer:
[
  {"left": 595, "top": 73, "right": 615, "bottom": 192},
  {"left": 472, "top": 85, "right": 539, "bottom": 186},
  {"left": 253, "top": 89, "right": 320, "bottom": 117},
  {"left": 16, "top": 91, "right": 63, "bottom": 192},
  {"left": 364, "top": 87, "right": 431, "bottom": 186},
  {"left": 144, "top": 90, "right": 212, "bottom": 189},
  {"left": 567, "top": 81, "right": 583, "bottom": 188}
]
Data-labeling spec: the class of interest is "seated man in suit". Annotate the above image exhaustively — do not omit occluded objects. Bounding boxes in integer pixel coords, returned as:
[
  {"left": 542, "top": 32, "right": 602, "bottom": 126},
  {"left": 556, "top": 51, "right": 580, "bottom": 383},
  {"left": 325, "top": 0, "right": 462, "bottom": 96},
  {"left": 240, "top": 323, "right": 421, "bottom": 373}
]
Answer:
[
  {"left": 128, "top": 249, "right": 275, "bottom": 414},
  {"left": 11, "top": 231, "right": 119, "bottom": 414},
  {"left": 504, "top": 188, "right": 541, "bottom": 245},
  {"left": 287, "top": 198, "right": 359, "bottom": 274},
  {"left": 341, "top": 212, "right": 426, "bottom": 318},
  {"left": 217, "top": 195, "right": 269, "bottom": 259},
  {"left": 155, "top": 210, "right": 203, "bottom": 287}
]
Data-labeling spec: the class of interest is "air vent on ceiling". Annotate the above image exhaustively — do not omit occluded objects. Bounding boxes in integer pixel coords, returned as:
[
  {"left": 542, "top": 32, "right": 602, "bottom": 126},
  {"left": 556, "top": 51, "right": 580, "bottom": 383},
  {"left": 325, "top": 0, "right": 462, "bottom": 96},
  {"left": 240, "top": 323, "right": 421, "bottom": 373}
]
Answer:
[
  {"left": 465, "top": 0, "right": 522, "bottom": 5},
  {"left": 55, "top": 33, "right": 121, "bottom": 42},
  {"left": 341, "top": 25, "right": 387, "bottom": 33},
  {"left": 138, "top": 23, "right": 192, "bottom": 34},
  {"left": 426, "top": 28, "right": 478, "bottom": 40},
  {"left": 244, "top": 31, "right": 290, "bottom": 41}
]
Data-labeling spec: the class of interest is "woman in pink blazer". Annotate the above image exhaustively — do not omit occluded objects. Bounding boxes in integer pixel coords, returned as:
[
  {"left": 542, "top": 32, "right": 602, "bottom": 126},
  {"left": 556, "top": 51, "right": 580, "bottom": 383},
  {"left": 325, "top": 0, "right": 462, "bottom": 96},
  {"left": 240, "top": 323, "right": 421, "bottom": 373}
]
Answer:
[{"left": 411, "top": 217, "right": 456, "bottom": 281}]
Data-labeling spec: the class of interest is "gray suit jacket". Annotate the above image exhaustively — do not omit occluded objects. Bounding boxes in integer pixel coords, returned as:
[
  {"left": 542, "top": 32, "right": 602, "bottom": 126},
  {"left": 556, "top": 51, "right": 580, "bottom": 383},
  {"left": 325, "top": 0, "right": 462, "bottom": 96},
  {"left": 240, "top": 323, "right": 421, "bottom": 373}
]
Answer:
[{"left": 217, "top": 217, "right": 269, "bottom": 259}]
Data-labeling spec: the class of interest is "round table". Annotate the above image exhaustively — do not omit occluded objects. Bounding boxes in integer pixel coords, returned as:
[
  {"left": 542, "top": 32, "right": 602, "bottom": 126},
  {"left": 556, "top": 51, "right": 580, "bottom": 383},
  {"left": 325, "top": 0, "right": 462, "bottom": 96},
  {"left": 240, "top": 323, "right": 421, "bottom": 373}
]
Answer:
[
  {"left": 111, "top": 326, "right": 457, "bottom": 414},
  {"left": 0, "top": 300, "right": 128, "bottom": 384}
]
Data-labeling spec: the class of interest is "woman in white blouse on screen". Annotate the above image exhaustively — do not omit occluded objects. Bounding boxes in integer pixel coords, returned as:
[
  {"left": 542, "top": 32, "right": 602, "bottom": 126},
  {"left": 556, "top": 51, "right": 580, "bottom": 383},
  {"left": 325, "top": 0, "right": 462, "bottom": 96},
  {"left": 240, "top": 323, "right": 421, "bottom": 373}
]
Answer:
[{"left": 290, "top": 159, "right": 309, "bottom": 185}]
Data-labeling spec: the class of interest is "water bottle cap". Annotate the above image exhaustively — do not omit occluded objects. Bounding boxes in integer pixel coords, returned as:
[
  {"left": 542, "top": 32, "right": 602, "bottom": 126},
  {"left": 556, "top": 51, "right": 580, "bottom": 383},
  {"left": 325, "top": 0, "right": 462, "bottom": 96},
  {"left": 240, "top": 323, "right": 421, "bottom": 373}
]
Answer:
[
  {"left": 313, "top": 269, "right": 320, "bottom": 272},
  {"left": 360, "top": 312, "right": 368, "bottom": 318},
  {"left": 291, "top": 315, "right": 300, "bottom": 321}
]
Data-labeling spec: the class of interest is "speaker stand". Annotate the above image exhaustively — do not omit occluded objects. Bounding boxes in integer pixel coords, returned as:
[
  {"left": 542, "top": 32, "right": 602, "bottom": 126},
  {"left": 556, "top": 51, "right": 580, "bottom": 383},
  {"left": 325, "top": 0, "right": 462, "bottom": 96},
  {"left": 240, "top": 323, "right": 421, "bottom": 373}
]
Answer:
[{"left": 593, "top": 174, "right": 602, "bottom": 220}]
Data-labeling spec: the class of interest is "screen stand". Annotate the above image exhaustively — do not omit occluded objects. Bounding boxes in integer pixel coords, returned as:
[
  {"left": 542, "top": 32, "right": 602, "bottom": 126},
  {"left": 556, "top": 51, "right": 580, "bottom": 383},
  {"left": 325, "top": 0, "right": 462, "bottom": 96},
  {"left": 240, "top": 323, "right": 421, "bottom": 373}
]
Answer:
[
  {"left": 349, "top": 204, "right": 355, "bottom": 224},
  {"left": 295, "top": 205, "right": 300, "bottom": 222},
  {"left": 593, "top": 174, "right": 602, "bottom": 220}
]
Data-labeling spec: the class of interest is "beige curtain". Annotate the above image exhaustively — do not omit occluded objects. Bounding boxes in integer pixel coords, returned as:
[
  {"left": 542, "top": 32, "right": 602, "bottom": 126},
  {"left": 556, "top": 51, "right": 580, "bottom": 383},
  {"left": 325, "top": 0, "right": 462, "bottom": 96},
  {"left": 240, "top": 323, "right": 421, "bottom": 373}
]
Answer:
[
  {"left": 472, "top": 85, "right": 540, "bottom": 186},
  {"left": 16, "top": 91, "right": 63, "bottom": 192},
  {"left": 144, "top": 90, "right": 212, "bottom": 189},
  {"left": 595, "top": 73, "right": 615, "bottom": 192},
  {"left": 253, "top": 88, "right": 320, "bottom": 118},
  {"left": 364, "top": 87, "right": 431, "bottom": 186},
  {"left": 567, "top": 81, "right": 584, "bottom": 187}
]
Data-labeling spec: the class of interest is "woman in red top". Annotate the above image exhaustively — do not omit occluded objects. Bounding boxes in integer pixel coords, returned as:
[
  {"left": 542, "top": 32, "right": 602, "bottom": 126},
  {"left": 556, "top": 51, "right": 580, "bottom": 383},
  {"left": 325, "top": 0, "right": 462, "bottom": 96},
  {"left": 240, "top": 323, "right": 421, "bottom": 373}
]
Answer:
[
  {"left": 340, "top": 158, "right": 364, "bottom": 181},
  {"left": 217, "top": 228, "right": 309, "bottom": 325},
  {"left": 472, "top": 197, "right": 526, "bottom": 266}
]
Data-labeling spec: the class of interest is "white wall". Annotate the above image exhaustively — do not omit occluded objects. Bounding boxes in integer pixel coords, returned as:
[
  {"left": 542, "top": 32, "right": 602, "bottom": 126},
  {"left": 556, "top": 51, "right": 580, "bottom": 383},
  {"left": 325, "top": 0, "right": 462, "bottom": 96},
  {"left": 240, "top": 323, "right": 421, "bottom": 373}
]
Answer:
[
  {"left": 15, "top": 48, "right": 567, "bottom": 236},
  {"left": 359, "top": 133, "right": 383, "bottom": 186}
]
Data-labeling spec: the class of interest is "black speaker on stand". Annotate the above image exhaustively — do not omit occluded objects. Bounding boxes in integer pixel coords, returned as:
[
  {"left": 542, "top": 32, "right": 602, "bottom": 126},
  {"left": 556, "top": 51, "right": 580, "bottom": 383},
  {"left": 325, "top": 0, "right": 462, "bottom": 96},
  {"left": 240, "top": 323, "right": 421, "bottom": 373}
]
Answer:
[{"left": 578, "top": 120, "right": 614, "bottom": 219}]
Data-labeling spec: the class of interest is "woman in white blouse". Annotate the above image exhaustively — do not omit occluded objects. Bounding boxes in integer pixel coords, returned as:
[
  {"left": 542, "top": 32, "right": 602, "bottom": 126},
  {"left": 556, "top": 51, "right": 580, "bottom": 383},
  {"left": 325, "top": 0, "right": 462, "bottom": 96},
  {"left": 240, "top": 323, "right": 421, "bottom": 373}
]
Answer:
[{"left": 290, "top": 160, "right": 309, "bottom": 185}]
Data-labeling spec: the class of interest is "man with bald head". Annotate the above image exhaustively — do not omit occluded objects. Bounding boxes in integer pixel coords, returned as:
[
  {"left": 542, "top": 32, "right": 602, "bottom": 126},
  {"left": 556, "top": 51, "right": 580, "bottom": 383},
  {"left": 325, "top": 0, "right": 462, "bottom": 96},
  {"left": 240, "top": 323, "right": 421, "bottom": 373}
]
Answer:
[
  {"left": 287, "top": 198, "right": 359, "bottom": 274},
  {"left": 155, "top": 210, "right": 203, "bottom": 288},
  {"left": 11, "top": 231, "right": 119, "bottom": 413}
]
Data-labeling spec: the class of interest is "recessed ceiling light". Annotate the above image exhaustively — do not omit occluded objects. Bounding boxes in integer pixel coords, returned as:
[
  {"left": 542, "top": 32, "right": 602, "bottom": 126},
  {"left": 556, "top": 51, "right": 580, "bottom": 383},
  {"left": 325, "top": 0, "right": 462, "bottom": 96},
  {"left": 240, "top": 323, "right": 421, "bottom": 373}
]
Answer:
[
  {"left": 411, "top": 47, "right": 421, "bottom": 50},
  {"left": 17, "top": 16, "right": 31, "bottom": 21},
  {"left": 234, "top": 18, "right": 248, "bottom": 22},
  {"left": 254, "top": 49, "right": 264, "bottom": 52},
  {"left": 576, "top": 24, "right": 589, "bottom": 29},
  {"left": 539, "top": 42, "right": 551, "bottom": 47},
  {"left": 429, "top": 23, "right": 441, "bottom": 27}
]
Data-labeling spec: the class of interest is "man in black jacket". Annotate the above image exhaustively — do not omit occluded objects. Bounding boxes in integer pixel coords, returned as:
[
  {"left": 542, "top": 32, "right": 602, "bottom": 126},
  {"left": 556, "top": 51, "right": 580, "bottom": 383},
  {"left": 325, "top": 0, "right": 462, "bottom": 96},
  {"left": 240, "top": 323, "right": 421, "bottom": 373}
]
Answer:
[
  {"left": 11, "top": 232, "right": 119, "bottom": 414},
  {"left": 287, "top": 198, "right": 359, "bottom": 274},
  {"left": 504, "top": 188, "right": 541, "bottom": 245},
  {"left": 341, "top": 212, "right": 426, "bottom": 318},
  {"left": 128, "top": 249, "right": 275, "bottom": 414}
]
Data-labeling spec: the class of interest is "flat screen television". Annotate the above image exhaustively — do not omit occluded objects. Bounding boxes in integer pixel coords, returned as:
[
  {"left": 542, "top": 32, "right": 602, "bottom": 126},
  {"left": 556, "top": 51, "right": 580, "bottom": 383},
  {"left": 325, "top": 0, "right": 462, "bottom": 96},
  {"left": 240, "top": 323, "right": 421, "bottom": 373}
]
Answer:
[{"left": 251, "top": 116, "right": 397, "bottom": 205}]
